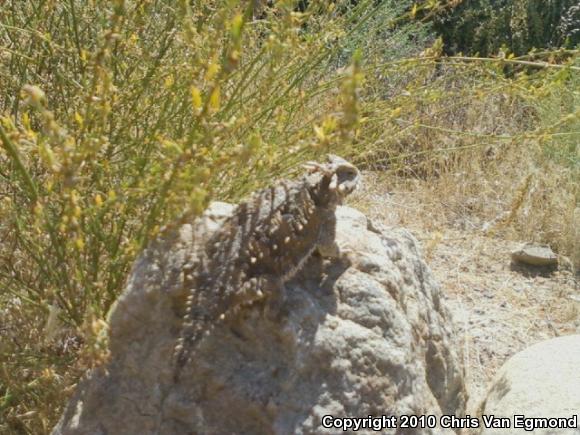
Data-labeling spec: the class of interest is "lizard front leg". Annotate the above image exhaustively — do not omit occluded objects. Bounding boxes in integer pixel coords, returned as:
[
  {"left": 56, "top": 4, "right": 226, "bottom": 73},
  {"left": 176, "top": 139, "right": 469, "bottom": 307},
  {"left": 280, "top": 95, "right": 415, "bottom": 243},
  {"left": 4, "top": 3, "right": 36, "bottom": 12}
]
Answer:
[{"left": 315, "top": 215, "right": 353, "bottom": 262}]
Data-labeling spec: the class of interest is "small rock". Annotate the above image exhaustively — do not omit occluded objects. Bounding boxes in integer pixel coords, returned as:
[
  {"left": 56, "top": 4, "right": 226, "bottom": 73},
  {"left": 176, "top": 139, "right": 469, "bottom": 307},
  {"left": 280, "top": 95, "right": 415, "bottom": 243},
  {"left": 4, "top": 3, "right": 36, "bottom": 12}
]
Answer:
[{"left": 511, "top": 243, "right": 558, "bottom": 267}]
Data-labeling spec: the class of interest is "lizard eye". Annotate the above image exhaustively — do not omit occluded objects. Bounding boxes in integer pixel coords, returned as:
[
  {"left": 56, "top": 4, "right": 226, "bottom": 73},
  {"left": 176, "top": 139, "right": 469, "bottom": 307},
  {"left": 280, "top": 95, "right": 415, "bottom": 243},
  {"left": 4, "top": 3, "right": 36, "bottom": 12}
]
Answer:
[{"left": 337, "top": 167, "right": 358, "bottom": 181}]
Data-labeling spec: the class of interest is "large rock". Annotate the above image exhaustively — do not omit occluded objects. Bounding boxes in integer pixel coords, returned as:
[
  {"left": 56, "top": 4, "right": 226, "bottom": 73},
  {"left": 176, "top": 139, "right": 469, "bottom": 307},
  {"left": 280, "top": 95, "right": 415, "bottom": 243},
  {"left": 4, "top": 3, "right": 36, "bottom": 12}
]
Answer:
[
  {"left": 53, "top": 205, "right": 467, "bottom": 435},
  {"left": 478, "top": 335, "right": 580, "bottom": 434}
]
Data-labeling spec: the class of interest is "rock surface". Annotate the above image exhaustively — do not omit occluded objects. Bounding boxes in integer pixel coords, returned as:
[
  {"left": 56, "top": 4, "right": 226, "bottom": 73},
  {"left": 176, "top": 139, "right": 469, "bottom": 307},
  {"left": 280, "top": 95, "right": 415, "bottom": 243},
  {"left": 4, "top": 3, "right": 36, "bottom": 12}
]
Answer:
[
  {"left": 52, "top": 204, "right": 466, "bottom": 435},
  {"left": 478, "top": 334, "right": 580, "bottom": 435},
  {"left": 511, "top": 243, "right": 558, "bottom": 267}
]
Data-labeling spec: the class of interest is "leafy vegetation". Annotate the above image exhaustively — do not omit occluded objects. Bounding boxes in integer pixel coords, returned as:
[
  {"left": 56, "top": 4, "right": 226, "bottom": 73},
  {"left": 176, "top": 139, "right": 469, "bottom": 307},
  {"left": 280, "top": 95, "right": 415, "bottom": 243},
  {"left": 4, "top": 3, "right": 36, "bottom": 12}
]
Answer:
[
  {"left": 432, "top": 0, "right": 580, "bottom": 55},
  {"left": 0, "top": 0, "right": 578, "bottom": 433}
]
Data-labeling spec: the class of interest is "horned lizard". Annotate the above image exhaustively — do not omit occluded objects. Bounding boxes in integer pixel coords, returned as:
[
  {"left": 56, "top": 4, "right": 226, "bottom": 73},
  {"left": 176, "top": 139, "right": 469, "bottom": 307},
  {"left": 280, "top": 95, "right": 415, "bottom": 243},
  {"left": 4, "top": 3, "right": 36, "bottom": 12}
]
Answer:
[{"left": 173, "top": 155, "right": 360, "bottom": 381}]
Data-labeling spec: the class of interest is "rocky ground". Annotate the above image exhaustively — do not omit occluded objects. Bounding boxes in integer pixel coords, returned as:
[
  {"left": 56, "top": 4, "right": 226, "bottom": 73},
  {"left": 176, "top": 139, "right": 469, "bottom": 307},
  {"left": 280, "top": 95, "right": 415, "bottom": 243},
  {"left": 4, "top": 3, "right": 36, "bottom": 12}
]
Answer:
[{"left": 352, "top": 172, "right": 579, "bottom": 413}]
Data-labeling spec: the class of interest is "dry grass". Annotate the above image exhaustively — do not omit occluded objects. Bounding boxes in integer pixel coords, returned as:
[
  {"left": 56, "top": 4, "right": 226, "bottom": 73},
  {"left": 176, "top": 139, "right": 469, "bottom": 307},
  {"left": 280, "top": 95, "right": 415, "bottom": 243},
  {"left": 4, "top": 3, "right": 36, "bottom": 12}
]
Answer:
[
  {"left": 352, "top": 171, "right": 579, "bottom": 415},
  {"left": 351, "top": 55, "right": 579, "bottom": 269}
]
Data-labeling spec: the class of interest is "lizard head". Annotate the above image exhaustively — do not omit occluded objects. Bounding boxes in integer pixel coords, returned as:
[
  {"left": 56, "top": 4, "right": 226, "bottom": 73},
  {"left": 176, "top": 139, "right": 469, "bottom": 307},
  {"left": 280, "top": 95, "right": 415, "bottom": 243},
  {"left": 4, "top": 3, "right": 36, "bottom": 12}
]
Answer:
[
  {"left": 325, "top": 154, "right": 360, "bottom": 198},
  {"left": 303, "top": 154, "right": 360, "bottom": 206}
]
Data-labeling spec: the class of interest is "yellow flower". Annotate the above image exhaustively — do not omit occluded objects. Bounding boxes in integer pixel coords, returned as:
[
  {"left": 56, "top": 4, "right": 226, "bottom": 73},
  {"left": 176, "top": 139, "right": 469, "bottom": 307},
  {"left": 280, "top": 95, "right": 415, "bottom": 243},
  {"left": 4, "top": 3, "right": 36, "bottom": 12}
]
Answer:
[
  {"left": 209, "top": 87, "right": 220, "bottom": 112},
  {"left": 191, "top": 86, "right": 202, "bottom": 112},
  {"left": 205, "top": 62, "right": 220, "bottom": 82},
  {"left": 230, "top": 14, "right": 244, "bottom": 41},
  {"left": 74, "top": 112, "right": 84, "bottom": 127}
]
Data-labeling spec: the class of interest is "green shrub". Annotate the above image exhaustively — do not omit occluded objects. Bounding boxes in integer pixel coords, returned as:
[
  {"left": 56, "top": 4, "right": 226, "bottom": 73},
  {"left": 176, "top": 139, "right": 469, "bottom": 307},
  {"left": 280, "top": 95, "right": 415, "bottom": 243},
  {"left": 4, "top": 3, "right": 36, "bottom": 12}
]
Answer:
[
  {"left": 0, "top": 0, "right": 428, "bottom": 431},
  {"left": 432, "top": 0, "right": 580, "bottom": 56}
]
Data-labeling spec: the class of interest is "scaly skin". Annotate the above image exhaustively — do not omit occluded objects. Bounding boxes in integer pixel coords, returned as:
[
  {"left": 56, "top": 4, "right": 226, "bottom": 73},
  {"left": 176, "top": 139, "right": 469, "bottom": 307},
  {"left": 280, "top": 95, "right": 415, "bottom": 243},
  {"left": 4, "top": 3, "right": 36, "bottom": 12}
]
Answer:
[{"left": 173, "top": 155, "right": 360, "bottom": 381}]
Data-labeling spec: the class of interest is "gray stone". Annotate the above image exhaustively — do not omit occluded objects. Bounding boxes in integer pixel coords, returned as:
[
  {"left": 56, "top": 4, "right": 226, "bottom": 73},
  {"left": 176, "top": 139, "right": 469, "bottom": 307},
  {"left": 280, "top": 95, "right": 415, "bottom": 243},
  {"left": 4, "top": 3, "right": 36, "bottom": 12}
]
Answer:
[
  {"left": 511, "top": 243, "right": 558, "bottom": 267},
  {"left": 478, "top": 335, "right": 580, "bottom": 435},
  {"left": 52, "top": 205, "right": 467, "bottom": 435}
]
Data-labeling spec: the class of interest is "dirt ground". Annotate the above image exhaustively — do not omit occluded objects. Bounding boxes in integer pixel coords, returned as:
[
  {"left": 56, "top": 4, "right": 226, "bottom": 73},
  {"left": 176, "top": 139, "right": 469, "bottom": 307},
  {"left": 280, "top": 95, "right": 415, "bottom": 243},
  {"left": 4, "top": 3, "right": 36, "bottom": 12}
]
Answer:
[{"left": 352, "top": 171, "right": 580, "bottom": 413}]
